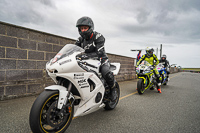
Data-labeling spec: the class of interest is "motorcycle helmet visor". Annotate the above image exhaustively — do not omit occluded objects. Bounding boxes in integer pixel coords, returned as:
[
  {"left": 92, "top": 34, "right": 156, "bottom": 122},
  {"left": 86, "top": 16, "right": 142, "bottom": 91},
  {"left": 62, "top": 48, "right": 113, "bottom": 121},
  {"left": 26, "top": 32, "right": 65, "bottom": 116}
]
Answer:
[{"left": 146, "top": 50, "right": 153, "bottom": 56}]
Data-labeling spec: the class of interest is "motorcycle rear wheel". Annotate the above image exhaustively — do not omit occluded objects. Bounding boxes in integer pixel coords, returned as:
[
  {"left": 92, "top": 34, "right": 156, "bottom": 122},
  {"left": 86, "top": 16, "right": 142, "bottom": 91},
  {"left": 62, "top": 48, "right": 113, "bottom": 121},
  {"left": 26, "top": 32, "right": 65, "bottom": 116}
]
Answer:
[
  {"left": 137, "top": 78, "right": 145, "bottom": 95},
  {"left": 104, "top": 82, "right": 120, "bottom": 110},
  {"left": 29, "top": 90, "right": 74, "bottom": 133}
]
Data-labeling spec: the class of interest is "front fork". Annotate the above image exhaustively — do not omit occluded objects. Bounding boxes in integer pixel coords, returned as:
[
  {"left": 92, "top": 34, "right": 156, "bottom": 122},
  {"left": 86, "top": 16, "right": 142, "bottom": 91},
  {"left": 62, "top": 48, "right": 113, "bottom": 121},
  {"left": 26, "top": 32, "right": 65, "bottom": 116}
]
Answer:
[
  {"left": 45, "top": 82, "right": 75, "bottom": 110},
  {"left": 138, "top": 76, "right": 147, "bottom": 85},
  {"left": 138, "top": 75, "right": 149, "bottom": 88}
]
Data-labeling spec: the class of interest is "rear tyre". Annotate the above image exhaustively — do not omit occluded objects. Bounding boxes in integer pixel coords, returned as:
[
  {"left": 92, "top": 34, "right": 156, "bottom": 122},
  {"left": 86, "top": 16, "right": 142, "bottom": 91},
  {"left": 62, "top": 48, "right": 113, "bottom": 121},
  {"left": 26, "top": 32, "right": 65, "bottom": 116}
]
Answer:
[
  {"left": 104, "top": 82, "right": 120, "bottom": 110},
  {"left": 137, "top": 79, "right": 145, "bottom": 95},
  {"left": 29, "top": 90, "right": 74, "bottom": 133}
]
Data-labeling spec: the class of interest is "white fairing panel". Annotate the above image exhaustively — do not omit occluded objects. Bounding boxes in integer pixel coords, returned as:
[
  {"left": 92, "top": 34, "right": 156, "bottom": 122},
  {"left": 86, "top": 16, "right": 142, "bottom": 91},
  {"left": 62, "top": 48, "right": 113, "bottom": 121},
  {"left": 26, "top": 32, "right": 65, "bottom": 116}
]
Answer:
[
  {"left": 82, "top": 59, "right": 101, "bottom": 74},
  {"left": 56, "top": 72, "right": 105, "bottom": 117}
]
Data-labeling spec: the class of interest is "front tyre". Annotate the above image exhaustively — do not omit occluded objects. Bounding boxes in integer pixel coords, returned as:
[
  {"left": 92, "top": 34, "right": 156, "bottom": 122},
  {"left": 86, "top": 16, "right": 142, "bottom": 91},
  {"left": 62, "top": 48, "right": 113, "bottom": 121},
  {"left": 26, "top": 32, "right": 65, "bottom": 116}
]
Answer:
[
  {"left": 162, "top": 74, "right": 167, "bottom": 85},
  {"left": 104, "top": 82, "right": 120, "bottom": 110},
  {"left": 29, "top": 90, "right": 74, "bottom": 133},
  {"left": 137, "top": 78, "right": 145, "bottom": 95}
]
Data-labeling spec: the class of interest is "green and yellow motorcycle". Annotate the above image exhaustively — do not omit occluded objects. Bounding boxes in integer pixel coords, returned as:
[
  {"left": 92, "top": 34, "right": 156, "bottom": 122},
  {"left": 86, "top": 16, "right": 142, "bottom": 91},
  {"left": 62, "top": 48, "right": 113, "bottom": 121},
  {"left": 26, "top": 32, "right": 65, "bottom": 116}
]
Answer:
[{"left": 136, "top": 61, "right": 158, "bottom": 94}]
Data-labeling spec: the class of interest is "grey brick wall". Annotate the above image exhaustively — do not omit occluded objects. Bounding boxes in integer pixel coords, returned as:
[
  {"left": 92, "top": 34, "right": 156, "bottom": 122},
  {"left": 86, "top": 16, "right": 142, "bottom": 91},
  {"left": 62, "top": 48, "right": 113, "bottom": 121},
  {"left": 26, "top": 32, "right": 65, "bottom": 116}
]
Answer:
[
  {"left": 108, "top": 54, "right": 136, "bottom": 81},
  {"left": 0, "top": 35, "right": 17, "bottom": 47},
  {"left": 0, "top": 21, "right": 76, "bottom": 100}
]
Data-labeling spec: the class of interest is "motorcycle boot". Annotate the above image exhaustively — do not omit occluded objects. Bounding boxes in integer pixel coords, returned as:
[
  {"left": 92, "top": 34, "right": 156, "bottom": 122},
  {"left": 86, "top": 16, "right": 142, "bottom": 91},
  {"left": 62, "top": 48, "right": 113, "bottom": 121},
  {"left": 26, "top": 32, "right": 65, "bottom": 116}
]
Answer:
[
  {"left": 156, "top": 74, "right": 162, "bottom": 86},
  {"left": 157, "top": 86, "right": 162, "bottom": 93},
  {"left": 157, "top": 77, "right": 162, "bottom": 93},
  {"left": 105, "top": 72, "right": 117, "bottom": 101}
]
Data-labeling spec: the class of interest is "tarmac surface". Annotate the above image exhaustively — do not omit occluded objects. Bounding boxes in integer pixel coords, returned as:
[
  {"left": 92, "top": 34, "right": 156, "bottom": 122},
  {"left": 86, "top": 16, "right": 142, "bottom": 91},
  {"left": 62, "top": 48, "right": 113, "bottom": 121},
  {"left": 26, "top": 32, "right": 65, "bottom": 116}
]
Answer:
[{"left": 0, "top": 72, "right": 200, "bottom": 133}]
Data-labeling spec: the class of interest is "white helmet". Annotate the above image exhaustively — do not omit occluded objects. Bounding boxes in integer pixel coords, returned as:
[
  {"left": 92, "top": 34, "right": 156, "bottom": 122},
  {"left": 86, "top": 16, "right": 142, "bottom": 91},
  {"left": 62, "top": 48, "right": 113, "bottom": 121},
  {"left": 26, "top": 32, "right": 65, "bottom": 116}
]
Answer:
[{"left": 146, "top": 47, "right": 154, "bottom": 56}]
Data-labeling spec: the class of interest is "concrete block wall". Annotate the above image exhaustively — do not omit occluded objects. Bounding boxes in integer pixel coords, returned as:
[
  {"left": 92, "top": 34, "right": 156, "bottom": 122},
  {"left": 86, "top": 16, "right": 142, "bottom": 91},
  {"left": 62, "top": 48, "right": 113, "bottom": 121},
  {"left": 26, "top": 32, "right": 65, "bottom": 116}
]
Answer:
[
  {"left": 107, "top": 54, "right": 136, "bottom": 81},
  {"left": 170, "top": 67, "right": 179, "bottom": 73},
  {"left": 0, "top": 21, "right": 136, "bottom": 100},
  {"left": 0, "top": 21, "right": 76, "bottom": 100}
]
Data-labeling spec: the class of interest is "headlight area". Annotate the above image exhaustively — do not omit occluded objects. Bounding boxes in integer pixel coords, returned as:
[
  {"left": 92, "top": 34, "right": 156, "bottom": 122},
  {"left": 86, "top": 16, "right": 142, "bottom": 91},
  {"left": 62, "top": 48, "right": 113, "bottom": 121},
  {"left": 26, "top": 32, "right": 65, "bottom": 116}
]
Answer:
[
  {"left": 47, "top": 69, "right": 58, "bottom": 73},
  {"left": 136, "top": 69, "right": 139, "bottom": 74},
  {"left": 143, "top": 70, "right": 150, "bottom": 74}
]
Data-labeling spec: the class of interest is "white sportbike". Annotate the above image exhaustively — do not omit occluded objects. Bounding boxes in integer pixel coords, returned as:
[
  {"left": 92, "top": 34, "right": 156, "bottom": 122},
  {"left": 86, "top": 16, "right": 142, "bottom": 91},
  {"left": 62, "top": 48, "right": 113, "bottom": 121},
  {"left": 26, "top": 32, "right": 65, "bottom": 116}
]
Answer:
[{"left": 29, "top": 44, "right": 121, "bottom": 133}]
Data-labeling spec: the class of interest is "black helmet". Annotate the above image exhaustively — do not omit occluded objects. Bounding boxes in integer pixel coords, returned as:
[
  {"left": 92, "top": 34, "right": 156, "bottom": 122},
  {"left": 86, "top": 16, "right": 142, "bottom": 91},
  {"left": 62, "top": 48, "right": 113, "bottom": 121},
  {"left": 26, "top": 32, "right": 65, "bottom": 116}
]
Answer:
[
  {"left": 146, "top": 47, "right": 154, "bottom": 56},
  {"left": 76, "top": 16, "right": 94, "bottom": 39},
  {"left": 161, "top": 54, "right": 167, "bottom": 61}
]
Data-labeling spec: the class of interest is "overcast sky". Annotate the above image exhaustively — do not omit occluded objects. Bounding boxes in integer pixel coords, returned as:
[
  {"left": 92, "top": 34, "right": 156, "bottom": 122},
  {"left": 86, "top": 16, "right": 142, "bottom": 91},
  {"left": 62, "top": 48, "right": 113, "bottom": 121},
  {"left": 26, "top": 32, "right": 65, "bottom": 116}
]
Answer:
[{"left": 1, "top": 0, "right": 200, "bottom": 68}]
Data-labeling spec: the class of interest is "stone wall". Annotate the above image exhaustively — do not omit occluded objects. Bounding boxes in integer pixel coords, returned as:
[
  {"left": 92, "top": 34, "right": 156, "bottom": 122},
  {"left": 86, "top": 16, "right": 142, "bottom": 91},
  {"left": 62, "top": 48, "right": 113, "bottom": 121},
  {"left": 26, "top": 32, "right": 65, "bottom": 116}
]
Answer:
[
  {"left": 0, "top": 21, "right": 77, "bottom": 100},
  {"left": 170, "top": 67, "right": 179, "bottom": 73},
  {"left": 108, "top": 54, "right": 136, "bottom": 81},
  {"left": 0, "top": 21, "right": 136, "bottom": 100}
]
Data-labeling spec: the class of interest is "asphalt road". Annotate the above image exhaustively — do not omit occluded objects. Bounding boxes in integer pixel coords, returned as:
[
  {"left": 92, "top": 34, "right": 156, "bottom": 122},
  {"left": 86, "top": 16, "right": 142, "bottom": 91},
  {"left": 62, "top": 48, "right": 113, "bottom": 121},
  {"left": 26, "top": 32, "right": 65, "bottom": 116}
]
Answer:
[{"left": 0, "top": 72, "right": 200, "bottom": 133}]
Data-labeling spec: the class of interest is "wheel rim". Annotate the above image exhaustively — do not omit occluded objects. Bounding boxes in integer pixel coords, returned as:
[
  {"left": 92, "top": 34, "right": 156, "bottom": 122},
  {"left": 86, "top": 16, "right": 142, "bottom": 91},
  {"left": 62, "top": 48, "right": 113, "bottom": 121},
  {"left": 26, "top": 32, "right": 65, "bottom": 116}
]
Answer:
[{"left": 39, "top": 94, "right": 73, "bottom": 132}]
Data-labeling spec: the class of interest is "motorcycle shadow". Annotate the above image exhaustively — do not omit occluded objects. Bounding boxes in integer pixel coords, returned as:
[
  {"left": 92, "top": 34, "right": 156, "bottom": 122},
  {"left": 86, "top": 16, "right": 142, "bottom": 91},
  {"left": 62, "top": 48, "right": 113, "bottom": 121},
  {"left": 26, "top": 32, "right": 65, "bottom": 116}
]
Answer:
[{"left": 67, "top": 108, "right": 119, "bottom": 132}]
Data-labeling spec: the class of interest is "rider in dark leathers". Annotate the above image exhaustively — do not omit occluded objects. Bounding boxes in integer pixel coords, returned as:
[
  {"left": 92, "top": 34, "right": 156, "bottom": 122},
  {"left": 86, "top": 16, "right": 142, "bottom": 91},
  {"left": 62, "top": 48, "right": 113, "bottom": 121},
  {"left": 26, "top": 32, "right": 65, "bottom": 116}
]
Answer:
[
  {"left": 159, "top": 54, "right": 170, "bottom": 80},
  {"left": 75, "top": 16, "right": 116, "bottom": 100}
]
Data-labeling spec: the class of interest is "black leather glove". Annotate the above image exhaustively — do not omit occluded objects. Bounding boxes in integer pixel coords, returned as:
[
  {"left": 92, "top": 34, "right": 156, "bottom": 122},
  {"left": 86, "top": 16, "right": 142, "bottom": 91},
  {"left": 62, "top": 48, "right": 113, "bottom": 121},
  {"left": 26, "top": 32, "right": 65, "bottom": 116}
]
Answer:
[{"left": 77, "top": 53, "right": 89, "bottom": 60}]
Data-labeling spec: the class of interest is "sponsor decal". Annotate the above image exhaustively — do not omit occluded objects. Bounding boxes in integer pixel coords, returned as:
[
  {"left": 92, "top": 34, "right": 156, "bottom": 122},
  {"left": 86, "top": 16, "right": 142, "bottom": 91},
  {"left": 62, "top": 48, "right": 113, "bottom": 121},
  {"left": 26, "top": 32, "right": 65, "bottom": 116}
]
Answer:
[
  {"left": 51, "top": 53, "right": 62, "bottom": 64},
  {"left": 55, "top": 53, "right": 62, "bottom": 59},
  {"left": 59, "top": 59, "right": 72, "bottom": 65},
  {"left": 74, "top": 76, "right": 84, "bottom": 79},
  {"left": 84, "top": 43, "right": 94, "bottom": 50},
  {"left": 74, "top": 73, "right": 84, "bottom": 76},
  {"left": 96, "top": 33, "right": 102, "bottom": 39},
  {"left": 52, "top": 57, "right": 58, "bottom": 63},
  {"left": 78, "top": 79, "right": 86, "bottom": 84},
  {"left": 79, "top": 83, "right": 87, "bottom": 86},
  {"left": 81, "top": 85, "right": 89, "bottom": 88}
]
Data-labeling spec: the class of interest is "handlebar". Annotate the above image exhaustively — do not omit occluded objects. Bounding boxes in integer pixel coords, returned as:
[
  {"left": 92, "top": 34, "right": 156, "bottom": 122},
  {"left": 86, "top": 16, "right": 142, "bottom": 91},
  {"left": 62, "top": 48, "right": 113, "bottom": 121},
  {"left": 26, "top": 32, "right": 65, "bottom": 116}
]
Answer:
[{"left": 78, "top": 61, "right": 97, "bottom": 69}]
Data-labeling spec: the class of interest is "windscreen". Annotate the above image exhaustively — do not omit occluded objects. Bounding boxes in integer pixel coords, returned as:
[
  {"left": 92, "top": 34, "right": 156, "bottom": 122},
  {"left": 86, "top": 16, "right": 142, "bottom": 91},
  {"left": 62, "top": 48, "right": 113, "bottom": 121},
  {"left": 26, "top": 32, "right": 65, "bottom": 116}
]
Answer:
[
  {"left": 141, "top": 60, "right": 150, "bottom": 66},
  {"left": 51, "top": 44, "right": 85, "bottom": 63},
  {"left": 157, "top": 63, "right": 163, "bottom": 67}
]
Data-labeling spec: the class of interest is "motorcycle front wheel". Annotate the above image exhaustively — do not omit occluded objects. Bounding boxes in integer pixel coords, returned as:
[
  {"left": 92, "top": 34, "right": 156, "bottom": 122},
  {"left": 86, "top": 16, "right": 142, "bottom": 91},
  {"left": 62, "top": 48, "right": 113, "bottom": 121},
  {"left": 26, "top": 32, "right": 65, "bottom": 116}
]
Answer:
[
  {"left": 29, "top": 90, "right": 74, "bottom": 133},
  {"left": 161, "top": 74, "right": 167, "bottom": 85},
  {"left": 137, "top": 78, "right": 145, "bottom": 95},
  {"left": 104, "top": 82, "right": 120, "bottom": 110}
]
